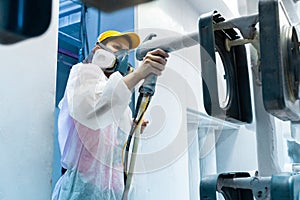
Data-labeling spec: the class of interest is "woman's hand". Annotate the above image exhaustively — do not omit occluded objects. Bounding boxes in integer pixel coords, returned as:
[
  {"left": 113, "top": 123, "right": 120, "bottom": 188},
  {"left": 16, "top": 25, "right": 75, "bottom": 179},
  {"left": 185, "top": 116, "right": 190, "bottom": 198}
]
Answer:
[
  {"left": 140, "top": 119, "right": 149, "bottom": 134},
  {"left": 134, "top": 49, "right": 169, "bottom": 80},
  {"left": 123, "top": 48, "right": 169, "bottom": 90},
  {"left": 132, "top": 119, "right": 149, "bottom": 134}
]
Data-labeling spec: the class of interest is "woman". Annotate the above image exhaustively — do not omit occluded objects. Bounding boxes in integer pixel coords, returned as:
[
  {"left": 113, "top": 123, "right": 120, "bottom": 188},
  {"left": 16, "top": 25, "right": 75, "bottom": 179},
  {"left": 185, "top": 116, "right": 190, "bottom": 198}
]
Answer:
[{"left": 52, "top": 30, "right": 169, "bottom": 200}]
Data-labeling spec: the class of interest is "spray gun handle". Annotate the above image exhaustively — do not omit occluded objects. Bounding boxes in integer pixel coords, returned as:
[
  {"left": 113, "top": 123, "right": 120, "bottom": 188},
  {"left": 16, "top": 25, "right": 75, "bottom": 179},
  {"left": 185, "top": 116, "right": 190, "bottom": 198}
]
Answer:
[
  {"left": 136, "top": 33, "right": 165, "bottom": 96},
  {"left": 139, "top": 74, "right": 157, "bottom": 96}
]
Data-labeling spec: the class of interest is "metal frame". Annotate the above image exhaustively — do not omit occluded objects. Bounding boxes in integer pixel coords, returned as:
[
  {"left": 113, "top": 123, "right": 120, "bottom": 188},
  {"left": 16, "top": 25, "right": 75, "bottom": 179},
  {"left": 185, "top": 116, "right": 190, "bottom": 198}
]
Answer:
[
  {"left": 198, "top": 11, "right": 253, "bottom": 123},
  {"left": 259, "top": 0, "right": 300, "bottom": 121}
]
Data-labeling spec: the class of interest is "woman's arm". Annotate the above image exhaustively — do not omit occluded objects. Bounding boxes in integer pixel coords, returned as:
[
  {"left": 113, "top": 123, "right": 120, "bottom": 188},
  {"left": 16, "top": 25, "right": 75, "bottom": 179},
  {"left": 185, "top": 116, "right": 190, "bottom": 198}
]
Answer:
[{"left": 67, "top": 63, "right": 132, "bottom": 130}]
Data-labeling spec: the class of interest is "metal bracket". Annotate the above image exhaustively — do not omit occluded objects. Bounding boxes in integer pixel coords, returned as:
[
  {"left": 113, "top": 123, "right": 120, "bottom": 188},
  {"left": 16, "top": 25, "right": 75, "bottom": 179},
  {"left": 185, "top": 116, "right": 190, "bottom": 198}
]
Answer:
[
  {"left": 199, "top": 11, "right": 253, "bottom": 123},
  {"left": 213, "top": 13, "right": 259, "bottom": 40},
  {"left": 200, "top": 172, "right": 300, "bottom": 200},
  {"left": 200, "top": 172, "right": 254, "bottom": 200},
  {"left": 220, "top": 176, "right": 271, "bottom": 200}
]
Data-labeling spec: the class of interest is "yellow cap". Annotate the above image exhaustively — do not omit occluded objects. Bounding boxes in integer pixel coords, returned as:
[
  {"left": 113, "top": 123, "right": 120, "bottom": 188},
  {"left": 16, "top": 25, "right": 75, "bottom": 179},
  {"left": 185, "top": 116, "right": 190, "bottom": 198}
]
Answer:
[{"left": 98, "top": 30, "right": 140, "bottom": 49}]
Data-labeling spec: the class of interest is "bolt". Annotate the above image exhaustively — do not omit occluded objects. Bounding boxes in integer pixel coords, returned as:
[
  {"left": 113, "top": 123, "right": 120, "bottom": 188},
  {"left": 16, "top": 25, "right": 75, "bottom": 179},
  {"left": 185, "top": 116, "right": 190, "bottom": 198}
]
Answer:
[{"left": 225, "top": 38, "right": 253, "bottom": 52}]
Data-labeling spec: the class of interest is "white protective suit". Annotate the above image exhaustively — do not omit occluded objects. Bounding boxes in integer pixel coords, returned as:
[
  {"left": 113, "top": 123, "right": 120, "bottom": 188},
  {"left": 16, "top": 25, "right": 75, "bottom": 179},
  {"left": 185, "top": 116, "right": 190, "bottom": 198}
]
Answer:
[{"left": 52, "top": 61, "right": 133, "bottom": 200}]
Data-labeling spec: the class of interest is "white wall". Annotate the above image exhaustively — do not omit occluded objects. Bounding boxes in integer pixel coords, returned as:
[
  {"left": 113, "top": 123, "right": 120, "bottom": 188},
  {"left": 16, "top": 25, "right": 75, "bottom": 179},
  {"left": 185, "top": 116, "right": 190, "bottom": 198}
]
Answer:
[{"left": 0, "top": 1, "right": 58, "bottom": 199}]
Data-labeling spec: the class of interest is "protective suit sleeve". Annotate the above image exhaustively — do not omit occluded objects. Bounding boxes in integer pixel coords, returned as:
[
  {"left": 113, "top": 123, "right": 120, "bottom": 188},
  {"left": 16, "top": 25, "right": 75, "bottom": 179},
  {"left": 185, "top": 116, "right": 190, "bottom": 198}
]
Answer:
[{"left": 66, "top": 63, "right": 132, "bottom": 130}]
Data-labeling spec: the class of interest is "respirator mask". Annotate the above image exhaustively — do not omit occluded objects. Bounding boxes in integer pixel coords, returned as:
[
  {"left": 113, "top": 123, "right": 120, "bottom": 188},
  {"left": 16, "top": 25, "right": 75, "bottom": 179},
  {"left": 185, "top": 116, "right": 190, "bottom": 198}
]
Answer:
[{"left": 87, "top": 42, "right": 133, "bottom": 76}]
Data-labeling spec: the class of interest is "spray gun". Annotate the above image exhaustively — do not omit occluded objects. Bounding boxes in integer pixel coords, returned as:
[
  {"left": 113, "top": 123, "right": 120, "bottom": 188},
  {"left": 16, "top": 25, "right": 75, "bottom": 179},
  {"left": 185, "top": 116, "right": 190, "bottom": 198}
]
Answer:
[
  {"left": 137, "top": 33, "right": 159, "bottom": 97},
  {"left": 136, "top": 31, "right": 200, "bottom": 96}
]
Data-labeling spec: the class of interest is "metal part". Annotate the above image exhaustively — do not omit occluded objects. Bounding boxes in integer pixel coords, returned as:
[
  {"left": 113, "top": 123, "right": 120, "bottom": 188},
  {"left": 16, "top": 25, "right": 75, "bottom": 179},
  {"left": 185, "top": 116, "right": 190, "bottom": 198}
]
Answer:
[
  {"left": 213, "top": 13, "right": 260, "bottom": 52},
  {"left": 286, "top": 26, "right": 300, "bottom": 100},
  {"left": 225, "top": 38, "right": 250, "bottom": 51},
  {"left": 213, "top": 13, "right": 259, "bottom": 39},
  {"left": 221, "top": 177, "right": 271, "bottom": 200},
  {"left": 225, "top": 37, "right": 256, "bottom": 52},
  {"left": 259, "top": 0, "right": 300, "bottom": 121},
  {"left": 199, "top": 11, "right": 252, "bottom": 123},
  {"left": 200, "top": 172, "right": 254, "bottom": 200},
  {"left": 200, "top": 172, "right": 300, "bottom": 200}
]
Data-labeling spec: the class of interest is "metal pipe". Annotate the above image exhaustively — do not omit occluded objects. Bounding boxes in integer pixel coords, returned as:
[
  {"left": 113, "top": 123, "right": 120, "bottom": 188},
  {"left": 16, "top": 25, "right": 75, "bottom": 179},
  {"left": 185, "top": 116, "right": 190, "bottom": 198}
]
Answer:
[{"left": 221, "top": 177, "right": 271, "bottom": 190}]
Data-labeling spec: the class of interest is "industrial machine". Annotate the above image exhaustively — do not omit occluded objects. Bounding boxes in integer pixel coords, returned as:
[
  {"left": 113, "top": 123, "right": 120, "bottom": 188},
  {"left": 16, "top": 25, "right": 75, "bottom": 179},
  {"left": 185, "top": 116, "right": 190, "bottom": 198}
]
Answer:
[{"left": 199, "top": 0, "right": 300, "bottom": 199}]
